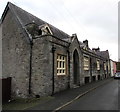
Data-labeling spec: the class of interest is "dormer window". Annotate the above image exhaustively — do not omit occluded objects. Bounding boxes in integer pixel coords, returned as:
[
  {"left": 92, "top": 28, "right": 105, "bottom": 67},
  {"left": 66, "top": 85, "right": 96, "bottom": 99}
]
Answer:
[
  {"left": 83, "top": 46, "right": 88, "bottom": 50},
  {"left": 39, "top": 24, "right": 53, "bottom": 35}
]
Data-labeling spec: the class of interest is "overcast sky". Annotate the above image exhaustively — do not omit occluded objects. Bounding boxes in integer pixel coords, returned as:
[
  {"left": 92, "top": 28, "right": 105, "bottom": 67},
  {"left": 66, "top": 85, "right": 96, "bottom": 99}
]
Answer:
[{"left": 0, "top": 0, "right": 119, "bottom": 61}]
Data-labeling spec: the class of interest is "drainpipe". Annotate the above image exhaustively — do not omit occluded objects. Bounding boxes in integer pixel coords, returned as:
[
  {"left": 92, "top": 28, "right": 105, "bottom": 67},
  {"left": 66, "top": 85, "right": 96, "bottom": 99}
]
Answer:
[
  {"left": 52, "top": 45, "right": 56, "bottom": 95},
  {"left": 28, "top": 40, "right": 33, "bottom": 95},
  {"left": 90, "top": 57, "right": 92, "bottom": 82},
  {"left": 67, "top": 50, "right": 70, "bottom": 88}
]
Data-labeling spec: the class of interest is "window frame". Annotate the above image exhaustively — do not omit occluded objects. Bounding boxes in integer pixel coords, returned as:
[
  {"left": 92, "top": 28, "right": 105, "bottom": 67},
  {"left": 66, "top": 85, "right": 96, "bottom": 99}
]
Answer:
[
  {"left": 57, "top": 54, "right": 66, "bottom": 76},
  {"left": 104, "top": 62, "right": 106, "bottom": 71},
  {"left": 83, "top": 56, "right": 89, "bottom": 71},
  {"left": 96, "top": 60, "right": 100, "bottom": 70}
]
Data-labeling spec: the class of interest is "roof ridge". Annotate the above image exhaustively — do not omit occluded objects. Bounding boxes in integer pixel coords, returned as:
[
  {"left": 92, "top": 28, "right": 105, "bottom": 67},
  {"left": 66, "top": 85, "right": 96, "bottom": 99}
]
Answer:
[
  {"left": 8, "top": 2, "right": 70, "bottom": 38},
  {"left": 8, "top": 2, "right": 46, "bottom": 24}
]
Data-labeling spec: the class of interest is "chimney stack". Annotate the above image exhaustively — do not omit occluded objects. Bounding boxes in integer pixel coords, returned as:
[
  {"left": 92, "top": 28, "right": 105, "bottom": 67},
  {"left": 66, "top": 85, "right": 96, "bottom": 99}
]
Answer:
[{"left": 83, "top": 39, "right": 88, "bottom": 48}]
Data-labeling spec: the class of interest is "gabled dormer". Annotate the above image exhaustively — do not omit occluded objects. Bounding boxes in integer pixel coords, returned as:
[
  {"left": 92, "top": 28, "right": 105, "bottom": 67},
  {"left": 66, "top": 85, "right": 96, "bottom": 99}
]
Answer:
[{"left": 39, "top": 24, "right": 53, "bottom": 35}]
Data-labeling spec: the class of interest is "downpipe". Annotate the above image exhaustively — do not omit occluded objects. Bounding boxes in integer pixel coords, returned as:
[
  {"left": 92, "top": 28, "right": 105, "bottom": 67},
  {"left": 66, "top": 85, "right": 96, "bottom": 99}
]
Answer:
[
  {"left": 52, "top": 45, "right": 56, "bottom": 95},
  {"left": 28, "top": 40, "right": 33, "bottom": 95}
]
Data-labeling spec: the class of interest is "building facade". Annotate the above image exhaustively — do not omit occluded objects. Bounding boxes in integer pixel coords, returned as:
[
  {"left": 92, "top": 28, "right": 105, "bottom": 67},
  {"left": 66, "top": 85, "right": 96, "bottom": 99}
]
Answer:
[
  {"left": 110, "top": 60, "right": 116, "bottom": 77},
  {"left": 1, "top": 2, "right": 111, "bottom": 98}
]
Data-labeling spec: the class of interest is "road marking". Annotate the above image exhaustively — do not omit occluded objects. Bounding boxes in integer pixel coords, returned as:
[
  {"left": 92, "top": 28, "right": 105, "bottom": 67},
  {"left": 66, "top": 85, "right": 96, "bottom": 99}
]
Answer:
[{"left": 52, "top": 79, "right": 112, "bottom": 112}]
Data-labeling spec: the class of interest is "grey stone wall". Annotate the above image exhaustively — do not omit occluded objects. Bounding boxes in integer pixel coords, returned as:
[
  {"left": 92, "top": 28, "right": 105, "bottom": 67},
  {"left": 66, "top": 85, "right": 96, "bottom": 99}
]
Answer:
[
  {"left": 80, "top": 51, "right": 108, "bottom": 83},
  {"left": 31, "top": 36, "right": 53, "bottom": 96},
  {"left": 0, "top": 23, "right": 2, "bottom": 79},
  {"left": 99, "top": 60, "right": 104, "bottom": 79},
  {"left": 31, "top": 35, "right": 70, "bottom": 96},
  {"left": 91, "top": 57, "right": 98, "bottom": 81},
  {"left": 54, "top": 42, "right": 69, "bottom": 93},
  {"left": 69, "top": 37, "right": 84, "bottom": 87},
  {"left": 2, "top": 10, "right": 30, "bottom": 98},
  {"left": 49, "top": 36, "right": 70, "bottom": 93}
]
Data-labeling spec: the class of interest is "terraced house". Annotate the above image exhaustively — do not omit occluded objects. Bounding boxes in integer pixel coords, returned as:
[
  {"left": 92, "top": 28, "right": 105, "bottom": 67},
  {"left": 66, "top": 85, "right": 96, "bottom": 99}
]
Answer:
[{"left": 1, "top": 2, "right": 111, "bottom": 99}]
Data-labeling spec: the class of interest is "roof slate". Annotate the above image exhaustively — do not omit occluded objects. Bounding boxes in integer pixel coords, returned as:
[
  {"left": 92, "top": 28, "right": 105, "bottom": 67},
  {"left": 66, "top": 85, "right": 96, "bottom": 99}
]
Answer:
[
  {"left": 7, "top": 2, "right": 70, "bottom": 39},
  {"left": 96, "top": 51, "right": 109, "bottom": 59}
]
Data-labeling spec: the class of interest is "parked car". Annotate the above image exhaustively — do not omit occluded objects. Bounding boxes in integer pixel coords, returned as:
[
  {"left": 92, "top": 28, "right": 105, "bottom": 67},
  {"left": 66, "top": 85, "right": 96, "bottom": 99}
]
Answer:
[{"left": 114, "top": 72, "right": 120, "bottom": 79}]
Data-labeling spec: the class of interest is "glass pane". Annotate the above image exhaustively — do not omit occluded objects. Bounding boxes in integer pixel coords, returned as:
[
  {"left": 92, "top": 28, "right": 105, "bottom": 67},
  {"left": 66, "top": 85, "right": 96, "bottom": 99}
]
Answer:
[
  {"left": 57, "top": 55, "right": 59, "bottom": 59},
  {"left": 60, "top": 56, "right": 61, "bottom": 59},
  {"left": 57, "top": 61, "right": 59, "bottom": 68},
  {"left": 63, "top": 62, "right": 64, "bottom": 68},
  {"left": 63, "top": 56, "right": 64, "bottom": 60},
  {"left": 60, "top": 61, "right": 62, "bottom": 68}
]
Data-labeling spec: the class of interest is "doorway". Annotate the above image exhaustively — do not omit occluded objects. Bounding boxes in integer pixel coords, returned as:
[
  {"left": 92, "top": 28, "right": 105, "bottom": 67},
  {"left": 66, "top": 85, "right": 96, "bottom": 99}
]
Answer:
[{"left": 73, "top": 49, "right": 80, "bottom": 85}]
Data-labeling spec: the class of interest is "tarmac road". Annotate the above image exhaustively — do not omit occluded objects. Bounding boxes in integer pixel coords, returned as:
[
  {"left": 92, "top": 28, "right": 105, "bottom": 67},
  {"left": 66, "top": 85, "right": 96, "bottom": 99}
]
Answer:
[{"left": 60, "top": 79, "right": 119, "bottom": 110}]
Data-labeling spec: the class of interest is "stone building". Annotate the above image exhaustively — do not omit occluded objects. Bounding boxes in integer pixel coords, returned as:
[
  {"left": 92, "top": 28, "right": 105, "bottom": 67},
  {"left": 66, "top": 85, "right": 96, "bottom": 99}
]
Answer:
[
  {"left": 110, "top": 59, "right": 116, "bottom": 77},
  {"left": 1, "top": 2, "right": 111, "bottom": 98}
]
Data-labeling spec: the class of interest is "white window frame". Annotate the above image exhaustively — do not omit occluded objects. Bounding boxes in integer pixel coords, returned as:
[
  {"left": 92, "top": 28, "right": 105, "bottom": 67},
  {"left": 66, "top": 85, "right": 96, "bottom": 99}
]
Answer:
[
  {"left": 104, "top": 62, "right": 106, "bottom": 70},
  {"left": 57, "top": 54, "right": 66, "bottom": 75},
  {"left": 83, "top": 56, "right": 89, "bottom": 70},
  {"left": 40, "top": 24, "right": 53, "bottom": 35},
  {"left": 108, "top": 61, "right": 110, "bottom": 71},
  {"left": 97, "top": 60, "right": 100, "bottom": 70}
]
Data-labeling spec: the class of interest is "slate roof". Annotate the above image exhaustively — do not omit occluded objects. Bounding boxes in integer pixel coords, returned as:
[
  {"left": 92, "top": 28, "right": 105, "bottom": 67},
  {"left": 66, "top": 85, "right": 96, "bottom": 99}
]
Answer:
[
  {"left": 79, "top": 41, "right": 110, "bottom": 59},
  {"left": 79, "top": 41, "right": 91, "bottom": 51},
  {"left": 1, "top": 2, "right": 70, "bottom": 39},
  {"left": 1, "top": 2, "right": 110, "bottom": 60},
  {"left": 96, "top": 50, "right": 109, "bottom": 59}
]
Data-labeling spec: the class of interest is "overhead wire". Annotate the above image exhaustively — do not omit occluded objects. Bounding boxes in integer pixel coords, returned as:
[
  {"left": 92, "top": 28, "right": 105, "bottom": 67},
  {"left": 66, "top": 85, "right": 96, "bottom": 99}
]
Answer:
[
  {"left": 47, "top": 0, "right": 80, "bottom": 36},
  {"left": 47, "top": 0, "right": 88, "bottom": 39}
]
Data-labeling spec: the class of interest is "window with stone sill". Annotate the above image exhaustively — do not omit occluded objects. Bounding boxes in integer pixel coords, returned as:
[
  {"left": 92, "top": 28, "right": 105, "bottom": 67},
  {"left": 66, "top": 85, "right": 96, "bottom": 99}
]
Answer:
[
  {"left": 108, "top": 62, "right": 110, "bottom": 71},
  {"left": 83, "top": 56, "right": 89, "bottom": 70},
  {"left": 104, "top": 62, "right": 106, "bottom": 70},
  {"left": 97, "top": 60, "right": 100, "bottom": 70},
  {"left": 57, "top": 54, "right": 66, "bottom": 75}
]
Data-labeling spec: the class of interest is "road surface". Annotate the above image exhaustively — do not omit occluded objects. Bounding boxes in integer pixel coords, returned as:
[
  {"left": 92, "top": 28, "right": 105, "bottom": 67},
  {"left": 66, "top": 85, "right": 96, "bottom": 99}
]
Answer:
[{"left": 60, "top": 79, "right": 119, "bottom": 110}]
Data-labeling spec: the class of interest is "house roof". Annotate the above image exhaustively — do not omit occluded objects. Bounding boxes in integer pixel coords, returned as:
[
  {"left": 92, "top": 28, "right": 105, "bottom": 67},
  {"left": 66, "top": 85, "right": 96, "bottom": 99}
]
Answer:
[
  {"left": 79, "top": 40, "right": 110, "bottom": 59},
  {"left": 1, "top": 2, "right": 110, "bottom": 60},
  {"left": 96, "top": 50, "right": 109, "bottom": 59},
  {"left": 1, "top": 2, "right": 70, "bottom": 40}
]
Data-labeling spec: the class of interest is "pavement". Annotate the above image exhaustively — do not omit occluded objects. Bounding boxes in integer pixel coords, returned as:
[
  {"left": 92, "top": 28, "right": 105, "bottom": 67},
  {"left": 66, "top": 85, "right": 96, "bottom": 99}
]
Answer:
[{"left": 27, "top": 78, "right": 113, "bottom": 111}]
